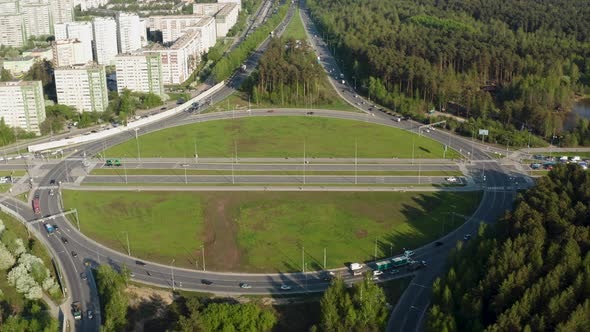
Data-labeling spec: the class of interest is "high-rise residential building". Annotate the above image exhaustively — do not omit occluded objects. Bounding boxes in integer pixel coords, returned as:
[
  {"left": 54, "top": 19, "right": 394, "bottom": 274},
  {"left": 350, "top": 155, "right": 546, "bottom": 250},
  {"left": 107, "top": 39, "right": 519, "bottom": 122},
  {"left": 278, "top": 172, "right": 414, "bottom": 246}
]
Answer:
[
  {"left": 21, "top": 0, "right": 53, "bottom": 36},
  {"left": 0, "top": 12, "right": 27, "bottom": 47},
  {"left": 54, "top": 21, "right": 94, "bottom": 62},
  {"left": 92, "top": 17, "right": 118, "bottom": 65},
  {"left": 148, "top": 15, "right": 205, "bottom": 44},
  {"left": 52, "top": 39, "right": 90, "bottom": 67},
  {"left": 192, "top": 3, "right": 238, "bottom": 38},
  {"left": 144, "top": 30, "right": 201, "bottom": 85},
  {"left": 116, "top": 12, "right": 142, "bottom": 54},
  {"left": 139, "top": 18, "right": 148, "bottom": 47},
  {"left": 50, "top": 0, "right": 73, "bottom": 24},
  {"left": 115, "top": 53, "right": 164, "bottom": 96},
  {"left": 54, "top": 64, "right": 108, "bottom": 112},
  {"left": 0, "top": 80, "right": 46, "bottom": 135},
  {"left": 218, "top": 0, "right": 241, "bottom": 8}
]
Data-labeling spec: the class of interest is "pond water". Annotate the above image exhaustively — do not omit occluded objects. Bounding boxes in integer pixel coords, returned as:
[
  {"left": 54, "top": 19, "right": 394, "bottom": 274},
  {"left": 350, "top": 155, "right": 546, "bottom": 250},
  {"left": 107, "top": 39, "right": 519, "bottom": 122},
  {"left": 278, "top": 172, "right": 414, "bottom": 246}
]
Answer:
[{"left": 564, "top": 98, "right": 590, "bottom": 130}]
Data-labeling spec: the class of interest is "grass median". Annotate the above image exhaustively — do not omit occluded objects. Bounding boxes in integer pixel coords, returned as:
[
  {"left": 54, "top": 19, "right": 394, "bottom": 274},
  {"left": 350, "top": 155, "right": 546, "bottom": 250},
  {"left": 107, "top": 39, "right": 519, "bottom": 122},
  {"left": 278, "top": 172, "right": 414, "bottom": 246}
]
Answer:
[
  {"left": 103, "top": 117, "right": 460, "bottom": 159},
  {"left": 63, "top": 190, "right": 480, "bottom": 272},
  {"left": 89, "top": 168, "right": 463, "bottom": 177}
]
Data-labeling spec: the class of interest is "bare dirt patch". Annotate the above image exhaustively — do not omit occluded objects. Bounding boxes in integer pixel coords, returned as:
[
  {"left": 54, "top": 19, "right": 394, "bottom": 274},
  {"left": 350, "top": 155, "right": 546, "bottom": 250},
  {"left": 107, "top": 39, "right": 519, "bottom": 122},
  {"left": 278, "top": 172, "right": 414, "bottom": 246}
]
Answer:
[{"left": 202, "top": 194, "right": 241, "bottom": 270}]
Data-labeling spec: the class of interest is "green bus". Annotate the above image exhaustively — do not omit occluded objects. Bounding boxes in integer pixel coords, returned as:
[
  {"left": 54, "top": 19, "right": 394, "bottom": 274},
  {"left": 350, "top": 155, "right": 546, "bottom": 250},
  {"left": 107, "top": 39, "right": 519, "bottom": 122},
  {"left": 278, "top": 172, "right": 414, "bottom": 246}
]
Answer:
[{"left": 105, "top": 159, "right": 121, "bottom": 166}]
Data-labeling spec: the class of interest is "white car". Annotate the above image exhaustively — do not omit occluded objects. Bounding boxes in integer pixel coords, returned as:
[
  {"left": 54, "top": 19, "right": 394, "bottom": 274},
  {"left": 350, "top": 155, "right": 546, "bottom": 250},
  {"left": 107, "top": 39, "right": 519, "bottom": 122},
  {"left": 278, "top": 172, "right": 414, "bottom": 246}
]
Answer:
[
  {"left": 373, "top": 270, "right": 383, "bottom": 276},
  {"left": 240, "top": 283, "right": 252, "bottom": 289},
  {"left": 446, "top": 177, "right": 458, "bottom": 183},
  {"left": 404, "top": 250, "right": 415, "bottom": 257},
  {"left": 280, "top": 285, "right": 291, "bottom": 291}
]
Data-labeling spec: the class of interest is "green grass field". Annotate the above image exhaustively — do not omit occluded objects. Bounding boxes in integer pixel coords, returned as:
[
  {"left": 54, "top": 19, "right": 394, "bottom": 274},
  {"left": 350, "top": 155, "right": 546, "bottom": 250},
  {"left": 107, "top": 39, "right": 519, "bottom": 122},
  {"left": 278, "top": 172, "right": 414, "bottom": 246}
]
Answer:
[
  {"left": 89, "top": 168, "right": 463, "bottom": 177},
  {"left": 63, "top": 190, "right": 480, "bottom": 272},
  {"left": 282, "top": 6, "right": 307, "bottom": 41},
  {"left": 103, "top": 117, "right": 460, "bottom": 159}
]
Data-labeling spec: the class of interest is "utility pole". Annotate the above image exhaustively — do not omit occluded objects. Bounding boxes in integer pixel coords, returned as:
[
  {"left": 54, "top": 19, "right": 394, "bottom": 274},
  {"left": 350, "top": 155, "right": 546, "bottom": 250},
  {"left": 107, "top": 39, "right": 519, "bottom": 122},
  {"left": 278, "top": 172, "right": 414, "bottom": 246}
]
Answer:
[
  {"left": 412, "top": 135, "right": 415, "bottom": 165},
  {"left": 303, "top": 139, "right": 306, "bottom": 185},
  {"left": 195, "top": 137, "right": 199, "bottom": 164},
  {"left": 355, "top": 138, "right": 358, "bottom": 185},
  {"left": 374, "top": 237, "right": 377, "bottom": 261},
  {"left": 122, "top": 231, "right": 131, "bottom": 256},
  {"left": 123, "top": 155, "right": 128, "bottom": 184},
  {"left": 302, "top": 246, "right": 305, "bottom": 273},
  {"left": 171, "top": 258, "right": 175, "bottom": 291},
  {"left": 135, "top": 128, "right": 141, "bottom": 164},
  {"left": 202, "top": 244, "right": 206, "bottom": 271}
]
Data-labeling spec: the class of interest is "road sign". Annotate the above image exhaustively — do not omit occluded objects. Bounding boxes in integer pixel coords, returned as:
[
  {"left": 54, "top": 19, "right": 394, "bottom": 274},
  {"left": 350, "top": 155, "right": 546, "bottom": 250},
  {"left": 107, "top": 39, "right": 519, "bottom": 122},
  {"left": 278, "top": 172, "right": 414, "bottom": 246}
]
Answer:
[{"left": 479, "top": 129, "right": 489, "bottom": 136}]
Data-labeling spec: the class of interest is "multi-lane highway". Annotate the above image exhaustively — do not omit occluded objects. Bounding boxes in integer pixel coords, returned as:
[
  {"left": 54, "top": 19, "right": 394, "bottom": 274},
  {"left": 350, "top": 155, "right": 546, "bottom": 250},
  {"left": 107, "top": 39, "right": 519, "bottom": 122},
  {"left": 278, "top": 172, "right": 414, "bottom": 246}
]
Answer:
[{"left": 0, "top": 3, "right": 525, "bottom": 332}]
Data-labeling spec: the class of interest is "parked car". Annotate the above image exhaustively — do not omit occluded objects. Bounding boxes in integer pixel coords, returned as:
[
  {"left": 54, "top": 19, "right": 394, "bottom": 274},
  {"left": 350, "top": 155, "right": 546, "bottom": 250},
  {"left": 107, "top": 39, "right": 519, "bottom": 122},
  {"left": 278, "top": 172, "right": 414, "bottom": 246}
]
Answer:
[{"left": 280, "top": 285, "right": 292, "bottom": 291}]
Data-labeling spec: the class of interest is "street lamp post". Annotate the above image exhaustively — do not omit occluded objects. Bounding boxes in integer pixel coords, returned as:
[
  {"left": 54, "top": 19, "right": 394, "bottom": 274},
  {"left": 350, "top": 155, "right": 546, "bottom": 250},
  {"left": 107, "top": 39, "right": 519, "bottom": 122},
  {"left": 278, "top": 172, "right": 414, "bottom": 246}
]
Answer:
[
  {"left": 134, "top": 128, "right": 141, "bottom": 164},
  {"left": 202, "top": 244, "right": 206, "bottom": 271},
  {"left": 121, "top": 231, "right": 131, "bottom": 256},
  {"left": 123, "top": 155, "right": 128, "bottom": 184},
  {"left": 171, "top": 258, "right": 175, "bottom": 291},
  {"left": 355, "top": 138, "right": 358, "bottom": 185}
]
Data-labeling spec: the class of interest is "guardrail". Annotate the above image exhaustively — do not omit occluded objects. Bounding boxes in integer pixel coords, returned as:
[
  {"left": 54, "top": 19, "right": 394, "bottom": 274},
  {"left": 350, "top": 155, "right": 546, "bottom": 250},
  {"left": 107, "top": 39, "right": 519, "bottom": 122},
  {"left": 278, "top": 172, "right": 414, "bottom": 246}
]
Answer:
[{"left": 28, "top": 81, "right": 226, "bottom": 153}]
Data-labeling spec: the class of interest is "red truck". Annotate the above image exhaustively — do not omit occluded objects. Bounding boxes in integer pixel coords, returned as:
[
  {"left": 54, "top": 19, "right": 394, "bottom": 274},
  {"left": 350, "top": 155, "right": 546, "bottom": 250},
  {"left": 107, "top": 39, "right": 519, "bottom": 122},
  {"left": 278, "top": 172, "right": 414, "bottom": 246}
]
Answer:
[{"left": 32, "top": 197, "right": 40, "bottom": 214}]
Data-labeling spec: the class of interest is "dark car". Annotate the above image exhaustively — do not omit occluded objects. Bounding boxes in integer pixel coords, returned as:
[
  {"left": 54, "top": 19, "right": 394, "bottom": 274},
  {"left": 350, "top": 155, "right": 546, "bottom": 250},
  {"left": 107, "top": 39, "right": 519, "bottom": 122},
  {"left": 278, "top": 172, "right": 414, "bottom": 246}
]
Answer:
[
  {"left": 49, "top": 179, "right": 56, "bottom": 185},
  {"left": 434, "top": 241, "right": 444, "bottom": 247},
  {"left": 61, "top": 237, "right": 68, "bottom": 244},
  {"left": 80, "top": 272, "right": 87, "bottom": 280},
  {"left": 135, "top": 260, "right": 146, "bottom": 266},
  {"left": 201, "top": 279, "right": 213, "bottom": 285},
  {"left": 71, "top": 251, "right": 78, "bottom": 257},
  {"left": 306, "top": 111, "right": 314, "bottom": 115}
]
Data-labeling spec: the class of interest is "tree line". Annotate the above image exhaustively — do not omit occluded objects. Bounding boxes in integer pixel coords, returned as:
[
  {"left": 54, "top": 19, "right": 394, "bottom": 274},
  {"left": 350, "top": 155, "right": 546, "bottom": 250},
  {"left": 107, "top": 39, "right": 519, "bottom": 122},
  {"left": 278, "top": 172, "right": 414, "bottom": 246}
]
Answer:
[
  {"left": 246, "top": 37, "right": 334, "bottom": 107},
  {"left": 306, "top": 0, "right": 590, "bottom": 146},
  {"left": 427, "top": 164, "right": 590, "bottom": 331}
]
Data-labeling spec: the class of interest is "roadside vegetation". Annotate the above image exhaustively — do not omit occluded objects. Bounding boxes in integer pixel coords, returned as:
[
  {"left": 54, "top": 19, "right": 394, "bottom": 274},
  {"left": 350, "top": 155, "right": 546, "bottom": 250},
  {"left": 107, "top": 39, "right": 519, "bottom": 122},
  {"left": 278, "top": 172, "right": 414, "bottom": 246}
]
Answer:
[
  {"left": 63, "top": 190, "right": 480, "bottom": 272},
  {"left": 427, "top": 164, "right": 590, "bottom": 331},
  {"left": 103, "top": 116, "right": 460, "bottom": 159},
  {"left": 306, "top": 0, "right": 590, "bottom": 147},
  {"left": 0, "top": 214, "right": 60, "bottom": 330}
]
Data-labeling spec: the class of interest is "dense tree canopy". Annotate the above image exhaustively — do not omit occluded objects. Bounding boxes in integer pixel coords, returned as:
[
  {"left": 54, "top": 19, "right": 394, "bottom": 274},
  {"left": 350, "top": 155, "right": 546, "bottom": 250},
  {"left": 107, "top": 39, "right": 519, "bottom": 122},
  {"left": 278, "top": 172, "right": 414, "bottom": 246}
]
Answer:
[
  {"left": 427, "top": 164, "right": 590, "bottom": 331},
  {"left": 307, "top": 0, "right": 590, "bottom": 146}
]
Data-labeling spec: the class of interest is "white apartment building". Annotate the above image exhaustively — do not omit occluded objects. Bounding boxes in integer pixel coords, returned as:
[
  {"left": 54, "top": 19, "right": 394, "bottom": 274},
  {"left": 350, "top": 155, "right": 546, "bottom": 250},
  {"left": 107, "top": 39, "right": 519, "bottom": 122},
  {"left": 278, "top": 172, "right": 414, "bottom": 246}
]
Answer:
[
  {"left": 182, "top": 16, "right": 216, "bottom": 53},
  {"left": 213, "top": 3, "right": 239, "bottom": 37},
  {"left": 192, "top": 3, "right": 238, "bottom": 38},
  {"left": 92, "top": 17, "right": 118, "bottom": 65},
  {"left": 219, "top": 0, "right": 241, "bottom": 8},
  {"left": 116, "top": 12, "right": 142, "bottom": 54},
  {"left": 50, "top": 0, "right": 73, "bottom": 24},
  {"left": 148, "top": 15, "right": 203, "bottom": 44},
  {"left": 139, "top": 18, "right": 148, "bottom": 47},
  {"left": 2, "top": 56, "right": 35, "bottom": 76},
  {"left": 21, "top": 0, "right": 53, "bottom": 36},
  {"left": 144, "top": 30, "right": 201, "bottom": 85},
  {"left": 0, "top": 13, "right": 26, "bottom": 47},
  {"left": 52, "top": 39, "right": 90, "bottom": 67},
  {"left": 0, "top": 80, "right": 46, "bottom": 135},
  {"left": 54, "top": 22, "right": 94, "bottom": 62},
  {"left": 115, "top": 53, "right": 163, "bottom": 96},
  {"left": 54, "top": 64, "right": 108, "bottom": 112},
  {"left": 76, "top": 0, "right": 107, "bottom": 11}
]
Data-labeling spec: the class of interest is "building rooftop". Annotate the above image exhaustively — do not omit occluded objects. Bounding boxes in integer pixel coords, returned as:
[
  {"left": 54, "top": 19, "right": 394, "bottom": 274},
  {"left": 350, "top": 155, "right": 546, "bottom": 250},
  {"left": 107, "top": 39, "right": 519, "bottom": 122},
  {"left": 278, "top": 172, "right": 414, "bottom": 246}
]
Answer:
[
  {"left": 170, "top": 30, "right": 200, "bottom": 49},
  {"left": 0, "top": 80, "right": 41, "bottom": 87},
  {"left": 217, "top": 3, "right": 238, "bottom": 16},
  {"left": 3, "top": 56, "right": 34, "bottom": 62},
  {"left": 54, "top": 63, "right": 104, "bottom": 71}
]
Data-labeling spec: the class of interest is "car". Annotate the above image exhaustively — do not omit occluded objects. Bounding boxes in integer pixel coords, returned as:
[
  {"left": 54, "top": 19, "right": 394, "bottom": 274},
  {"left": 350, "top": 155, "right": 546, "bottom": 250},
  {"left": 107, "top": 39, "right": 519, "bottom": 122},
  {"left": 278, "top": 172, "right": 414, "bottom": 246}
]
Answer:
[
  {"left": 80, "top": 272, "right": 87, "bottom": 280},
  {"left": 240, "top": 282, "right": 252, "bottom": 289},
  {"left": 464, "top": 234, "right": 472, "bottom": 241},
  {"left": 49, "top": 189, "right": 54, "bottom": 196},
  {"left": 371, "top": 276, "right": 380, "bottom": 281},
  {"left": 404, "top": 250, "right": 415, "bottom": 257},
  {"left": 61, "top": 237, "right": 68, "bottom": 244},
  {"left": 71, "top": 251, "right": 77, "bottom": 257},
  {"left": 201, "top": 279, "right": 213, "bottom": 285},
  {"left": 53, "top": 225, "right": 58, "bottom": 231},
  {"left": 390, "top": 269, "right": 400, "bottom": 275},
  {"left": 129, "top": 272, "right": 135, "bottom": 277},
  {"left": 434, "top": 241, "right": 444, "bottom": 247},
  {"left": 373, "top": 270, "right": 383, "bottom": 276},
  {"left": 49, "top": 179, "right": 56, "bottom": 185},
  {"left": 306, "top": 111, "right": 314, "bottom": 115},
  {"left": 425, "top": 129, "right": 430, "bottom": 133},
  {"left": 87, "top": 310, "right": 93, "bottom": 320},
  {"left": 267, "top": 110, "right": 274, "bottom": 113},
  {"left": 135, "top": 260, "right": 146, "bottom": 266},
  {"left": 446, "top": 176, "right": 458, "bottom": 183},
  {"left": 280, "top": 285, "right": 292, "bottom": 291}
]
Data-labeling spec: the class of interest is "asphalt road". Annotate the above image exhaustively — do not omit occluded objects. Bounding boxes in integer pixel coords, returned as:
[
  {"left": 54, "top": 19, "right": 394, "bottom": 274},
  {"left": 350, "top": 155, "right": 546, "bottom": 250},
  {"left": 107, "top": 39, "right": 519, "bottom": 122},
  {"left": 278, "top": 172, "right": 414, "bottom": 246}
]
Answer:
[
  {"left": 83, "top": 174, "right": 453, "bottom": 185},
  {"left": 0, "top": 4, "right": 522, "bottom": 332},
  {"left": 0, "top": 3, "right": 298, "bottom": 331},
  {"left": 298, "top": 7, "right": 518, "bottom": 332}
]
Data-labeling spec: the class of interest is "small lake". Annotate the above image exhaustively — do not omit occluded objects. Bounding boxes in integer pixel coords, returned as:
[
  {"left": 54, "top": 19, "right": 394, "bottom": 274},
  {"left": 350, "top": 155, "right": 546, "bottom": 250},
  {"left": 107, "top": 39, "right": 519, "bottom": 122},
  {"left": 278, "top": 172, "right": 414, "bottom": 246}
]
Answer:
[{"left": 564, "top": 98, "right": 590, "bottom": 130}]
